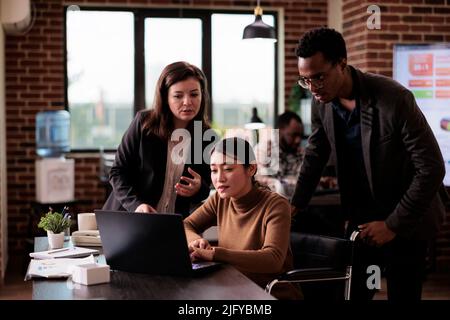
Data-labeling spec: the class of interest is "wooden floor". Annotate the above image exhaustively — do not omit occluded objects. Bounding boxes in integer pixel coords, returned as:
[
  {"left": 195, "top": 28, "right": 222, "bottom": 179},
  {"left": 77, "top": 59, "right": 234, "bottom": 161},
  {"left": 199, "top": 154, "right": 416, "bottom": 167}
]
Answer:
[
  {"left": 1, "top": 256, "right": 449, "bottom": 300},
  {"left": 373, "top": 272, "right": 450, "bottom": 300}
]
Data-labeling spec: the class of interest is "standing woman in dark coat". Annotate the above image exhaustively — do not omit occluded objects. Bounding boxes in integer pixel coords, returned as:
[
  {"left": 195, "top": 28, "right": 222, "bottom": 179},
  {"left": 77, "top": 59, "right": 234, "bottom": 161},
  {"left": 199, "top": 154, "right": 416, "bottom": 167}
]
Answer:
[{"left": 103, "top": 61, "right": 215, "bottom": 217}]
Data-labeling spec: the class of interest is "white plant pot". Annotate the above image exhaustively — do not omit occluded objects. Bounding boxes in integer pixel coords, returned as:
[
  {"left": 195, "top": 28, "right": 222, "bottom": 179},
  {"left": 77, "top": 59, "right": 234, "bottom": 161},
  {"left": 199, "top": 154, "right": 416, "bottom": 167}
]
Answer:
[{"left": 47, "top": 230, "right": 65, "bottom": 249}]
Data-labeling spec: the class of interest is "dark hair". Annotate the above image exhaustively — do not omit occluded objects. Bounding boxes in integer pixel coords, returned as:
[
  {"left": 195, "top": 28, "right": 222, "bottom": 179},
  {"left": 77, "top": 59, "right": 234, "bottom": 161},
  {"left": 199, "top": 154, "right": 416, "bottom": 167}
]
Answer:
[
  {"left": 276, "top": 111, "right": 303, "bottom": 129},
  {"left": 143, "top": 61, "right": 210, "bottom": 139},
  {"left": 211, "top": 137, "right": 272, "bottom": 190},
  {"left": 211, "top": 137, "right": 256, "bottom": 166},
  {"left": 211, "top": 137, "right": 260, "bottom": 184},
  {"left": 295, "top": 27, "right": 347, "bottom": 65}
]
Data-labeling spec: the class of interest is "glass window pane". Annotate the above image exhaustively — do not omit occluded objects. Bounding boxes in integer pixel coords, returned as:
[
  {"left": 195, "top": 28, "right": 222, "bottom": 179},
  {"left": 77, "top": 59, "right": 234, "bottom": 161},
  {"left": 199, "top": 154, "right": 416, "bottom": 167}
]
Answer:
[
  {"left": 212, "top": 14, "right": 275, "bottom": 130},
  {"left": 67, "top": 11, "right": 134, "bottom": 150},
  {"left": 145, "top": 18, "right": 202, "bottom": 108}
]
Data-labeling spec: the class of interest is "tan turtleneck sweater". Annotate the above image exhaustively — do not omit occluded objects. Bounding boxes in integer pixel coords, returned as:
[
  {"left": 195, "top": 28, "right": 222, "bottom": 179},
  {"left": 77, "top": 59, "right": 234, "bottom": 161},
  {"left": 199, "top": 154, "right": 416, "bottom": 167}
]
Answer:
[{"left": 184, "top": 186, "right": 302, "bottom": 300}]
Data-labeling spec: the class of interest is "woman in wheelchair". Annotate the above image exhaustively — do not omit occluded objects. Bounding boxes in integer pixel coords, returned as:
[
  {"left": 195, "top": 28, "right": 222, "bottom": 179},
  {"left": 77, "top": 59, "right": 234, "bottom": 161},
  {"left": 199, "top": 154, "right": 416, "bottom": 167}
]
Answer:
[{"left": 184, "top": 137, "right": 302, "bottom": 300}]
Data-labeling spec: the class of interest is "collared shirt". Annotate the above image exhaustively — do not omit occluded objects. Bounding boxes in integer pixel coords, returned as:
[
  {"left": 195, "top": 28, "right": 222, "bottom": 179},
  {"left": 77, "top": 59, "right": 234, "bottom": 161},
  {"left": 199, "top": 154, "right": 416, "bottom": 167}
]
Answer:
[
  {"left": 156, "top": 140, "right": 188, "bottom": 213},
  {"left": 255, "top": 139, "right": 304, "bottom": 179},
  {"left": 277, "top": 146, "right": 304, "bottom": 200},
  {"left": 278, "top": 145, "right": 304, "bottom": 179},
  {"left": 332, "top": 92, "right": 378, "bottom": 223}
]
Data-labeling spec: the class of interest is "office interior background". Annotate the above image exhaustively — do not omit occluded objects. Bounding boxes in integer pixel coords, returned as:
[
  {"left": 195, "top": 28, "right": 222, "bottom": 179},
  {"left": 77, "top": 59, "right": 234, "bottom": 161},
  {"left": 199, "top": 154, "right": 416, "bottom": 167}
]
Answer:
[{"left": 0, "top": 0, "right": 450, "bottom": 298}]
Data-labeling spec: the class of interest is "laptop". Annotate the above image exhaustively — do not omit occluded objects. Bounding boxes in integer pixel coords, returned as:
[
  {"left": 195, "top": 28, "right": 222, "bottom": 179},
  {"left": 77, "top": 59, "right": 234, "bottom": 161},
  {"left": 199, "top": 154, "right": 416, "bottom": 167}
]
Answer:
[{"left": 94, "top": 210, "right": 221, "bottom": 276}]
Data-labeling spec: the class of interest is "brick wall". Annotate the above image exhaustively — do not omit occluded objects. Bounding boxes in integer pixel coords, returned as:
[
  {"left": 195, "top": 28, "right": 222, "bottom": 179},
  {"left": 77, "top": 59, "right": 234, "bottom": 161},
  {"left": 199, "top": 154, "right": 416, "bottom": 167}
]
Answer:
[
  {"left": 5, "top": 0, "right": 326, "bottom": 256},
  {"left": 342, "top": 0, "right": 450, "bottom": 269},
  {"left": 343, "top": 0, "right": 450, "bottom": 75},
  {"left": 0, "top": 4, "right": 6, "bottom": 282}
]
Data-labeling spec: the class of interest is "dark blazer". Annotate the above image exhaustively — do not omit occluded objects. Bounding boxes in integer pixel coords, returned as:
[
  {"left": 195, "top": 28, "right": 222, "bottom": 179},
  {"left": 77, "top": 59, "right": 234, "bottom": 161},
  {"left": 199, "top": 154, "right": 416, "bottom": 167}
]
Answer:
[
  {"left": 292, "top": 66, "right": 448, "bottom": 240},
  {"left": 102, "top": 110, "right": 215, "bottom": 218}
]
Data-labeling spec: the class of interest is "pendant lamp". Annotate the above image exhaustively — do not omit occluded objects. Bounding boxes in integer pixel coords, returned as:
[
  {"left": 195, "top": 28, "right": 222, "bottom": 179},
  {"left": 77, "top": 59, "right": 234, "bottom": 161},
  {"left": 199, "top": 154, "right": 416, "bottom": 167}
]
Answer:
[
  {"left": 245, "top": 107, "right": 266, "bottom": 130},
  {"left": 242, "top": 0, "right": 277, "bottom": 42}
]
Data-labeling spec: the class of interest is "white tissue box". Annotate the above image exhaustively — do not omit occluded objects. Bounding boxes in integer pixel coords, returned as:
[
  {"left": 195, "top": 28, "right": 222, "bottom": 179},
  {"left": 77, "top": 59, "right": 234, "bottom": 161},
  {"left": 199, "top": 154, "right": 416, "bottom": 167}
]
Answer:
[{"left": 71, "top": 263, "right": 110, "bottom": 286}]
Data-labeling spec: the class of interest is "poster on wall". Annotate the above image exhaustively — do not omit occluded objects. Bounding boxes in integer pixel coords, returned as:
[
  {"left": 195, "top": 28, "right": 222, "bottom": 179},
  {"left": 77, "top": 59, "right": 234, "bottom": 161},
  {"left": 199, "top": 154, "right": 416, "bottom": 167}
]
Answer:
[{"left": 394, "top": 44, "right": 450, "bottom": 186}]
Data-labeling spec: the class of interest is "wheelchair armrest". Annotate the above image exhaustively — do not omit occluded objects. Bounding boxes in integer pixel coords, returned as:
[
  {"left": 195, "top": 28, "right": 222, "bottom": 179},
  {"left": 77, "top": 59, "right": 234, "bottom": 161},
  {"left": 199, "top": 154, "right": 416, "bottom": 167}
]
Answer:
[{"left": 278, "top": 267, "right": 347, "bottom": 282}]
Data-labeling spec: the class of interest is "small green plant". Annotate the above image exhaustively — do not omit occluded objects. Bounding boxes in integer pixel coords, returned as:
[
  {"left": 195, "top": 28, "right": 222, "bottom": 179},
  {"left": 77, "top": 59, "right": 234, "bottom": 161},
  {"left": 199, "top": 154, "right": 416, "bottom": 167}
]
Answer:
[
  {"left": 287, "top": 82, "right": 312, "bottom": 113},
  {"left": 38, "top": 211, "right": 71, "bottom": 234}
]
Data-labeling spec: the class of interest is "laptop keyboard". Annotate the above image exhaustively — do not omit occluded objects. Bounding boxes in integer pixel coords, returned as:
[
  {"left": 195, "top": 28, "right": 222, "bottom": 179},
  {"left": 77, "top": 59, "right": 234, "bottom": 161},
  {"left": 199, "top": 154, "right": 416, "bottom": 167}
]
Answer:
[{"left": 192, "top": 261, "right": 217, "bottom": 270}]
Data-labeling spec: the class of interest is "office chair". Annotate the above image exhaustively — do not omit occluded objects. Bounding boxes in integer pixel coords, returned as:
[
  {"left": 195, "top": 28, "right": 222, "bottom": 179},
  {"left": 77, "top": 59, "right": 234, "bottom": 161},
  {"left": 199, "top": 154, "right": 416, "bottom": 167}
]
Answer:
[
  {"left": 98, "top": 152, "right": 115, "bottom": 201},
  {"left": 266, "top": 231, "right": 360, "bottom": 300}
]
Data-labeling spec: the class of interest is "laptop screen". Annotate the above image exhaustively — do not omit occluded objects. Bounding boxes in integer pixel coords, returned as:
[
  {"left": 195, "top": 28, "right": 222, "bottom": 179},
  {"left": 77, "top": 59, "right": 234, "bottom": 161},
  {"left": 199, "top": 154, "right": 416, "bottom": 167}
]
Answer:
[{"left": 95, "top": 210, "right": 195, "bottom": 276}]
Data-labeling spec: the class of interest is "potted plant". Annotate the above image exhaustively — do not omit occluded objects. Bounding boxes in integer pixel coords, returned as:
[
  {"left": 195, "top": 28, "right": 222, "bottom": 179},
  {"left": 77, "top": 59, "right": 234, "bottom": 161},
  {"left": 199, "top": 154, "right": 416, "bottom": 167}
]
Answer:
[{"left": 38, "top": 210, "right": 72, "bottom": 249}]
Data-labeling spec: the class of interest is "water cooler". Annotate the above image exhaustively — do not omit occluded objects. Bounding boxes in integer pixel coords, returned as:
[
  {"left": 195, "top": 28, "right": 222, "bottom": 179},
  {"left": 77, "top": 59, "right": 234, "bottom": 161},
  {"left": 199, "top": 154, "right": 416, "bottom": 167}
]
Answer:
[{"left": 35, "top": 110, "right": 74, "bottom": 203}]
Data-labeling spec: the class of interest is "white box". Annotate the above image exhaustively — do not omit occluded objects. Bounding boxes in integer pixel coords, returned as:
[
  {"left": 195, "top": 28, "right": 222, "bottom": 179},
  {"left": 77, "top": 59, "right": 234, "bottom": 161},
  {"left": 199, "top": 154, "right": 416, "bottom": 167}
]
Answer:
[
  {"left": 35, "top": 158, "right": 74, "bottom": 203},
  {"left": 71, "top": 263, "right": 110, "bottom": 286}
]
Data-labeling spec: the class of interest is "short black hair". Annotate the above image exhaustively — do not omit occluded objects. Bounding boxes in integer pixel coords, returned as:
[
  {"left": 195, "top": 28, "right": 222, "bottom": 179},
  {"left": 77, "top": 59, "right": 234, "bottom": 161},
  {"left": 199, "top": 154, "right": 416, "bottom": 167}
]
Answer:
[
  {"left": 277, "top": 111, "right": 303, "bottom": 129},
  {"left": 295, "top": 27, "right": 347, "bottom": 64}
]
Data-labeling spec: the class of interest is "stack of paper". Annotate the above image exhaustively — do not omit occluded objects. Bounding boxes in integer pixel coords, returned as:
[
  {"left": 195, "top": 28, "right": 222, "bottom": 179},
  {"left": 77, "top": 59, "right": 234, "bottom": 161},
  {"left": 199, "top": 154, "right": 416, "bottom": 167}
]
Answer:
[
  {"left": 71, "top": 230, "right": 102, "bottom": 247},
  {"left": 29, "top": 246, "right": 99, "bottom": 259},
  {"left": 25, "top": 255, "right": 96, "bottom": 280}
]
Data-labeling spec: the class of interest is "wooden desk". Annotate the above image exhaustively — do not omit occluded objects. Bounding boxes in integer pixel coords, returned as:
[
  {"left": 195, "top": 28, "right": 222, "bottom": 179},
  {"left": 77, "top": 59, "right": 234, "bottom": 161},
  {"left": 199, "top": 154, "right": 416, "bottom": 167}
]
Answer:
[{"left": 32, "top": 237, "right": 275, "bottom": 300}]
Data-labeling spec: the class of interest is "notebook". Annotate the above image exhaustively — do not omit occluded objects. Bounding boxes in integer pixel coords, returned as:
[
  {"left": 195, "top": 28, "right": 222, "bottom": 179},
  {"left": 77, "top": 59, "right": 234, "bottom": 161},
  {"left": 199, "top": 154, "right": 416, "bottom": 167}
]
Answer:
[
  {"left": 95, "top": 210, "right": 221, "bottom": 276},
  {"left": 29, "top": 246, "right": 99, "bottom": 259}
]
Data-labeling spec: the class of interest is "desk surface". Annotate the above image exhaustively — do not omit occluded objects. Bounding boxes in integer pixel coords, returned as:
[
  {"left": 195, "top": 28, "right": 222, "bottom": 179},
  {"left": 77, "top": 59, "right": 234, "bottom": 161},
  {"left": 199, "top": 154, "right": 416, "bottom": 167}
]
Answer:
[
  {"left": 32, "top": 237, "right": 275, "bottom": 300},
  {"left": 309, "top": 193, "right": 341, "bottom": 206}
]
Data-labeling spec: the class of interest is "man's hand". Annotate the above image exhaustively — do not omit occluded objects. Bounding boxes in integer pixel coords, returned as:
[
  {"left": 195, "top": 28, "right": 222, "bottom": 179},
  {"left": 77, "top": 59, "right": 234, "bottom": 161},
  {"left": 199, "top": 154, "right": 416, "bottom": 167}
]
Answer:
[
  {"left": 135, "top": 203, "right": 156, "bottom": 213},
  {"left": 358, "top": 221, "right": 396, "bottom": 247}
]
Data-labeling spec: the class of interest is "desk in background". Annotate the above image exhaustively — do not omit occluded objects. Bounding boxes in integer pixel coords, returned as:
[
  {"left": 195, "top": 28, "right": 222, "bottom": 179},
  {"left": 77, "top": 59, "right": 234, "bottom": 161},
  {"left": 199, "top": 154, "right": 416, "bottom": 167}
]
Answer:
[
  {"left": 292, "top": 192, "right": 345, "bottom": 238},
  {"left": 32, "top": 237, "right": 275, "bottom": 300}
]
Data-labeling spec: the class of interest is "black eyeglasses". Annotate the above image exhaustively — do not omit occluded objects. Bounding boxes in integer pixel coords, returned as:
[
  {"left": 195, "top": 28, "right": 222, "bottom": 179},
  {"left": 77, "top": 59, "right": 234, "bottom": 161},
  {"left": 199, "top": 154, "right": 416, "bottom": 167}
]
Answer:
[{"left": 298, "top": 63, "right": 336, "bottom": 89}]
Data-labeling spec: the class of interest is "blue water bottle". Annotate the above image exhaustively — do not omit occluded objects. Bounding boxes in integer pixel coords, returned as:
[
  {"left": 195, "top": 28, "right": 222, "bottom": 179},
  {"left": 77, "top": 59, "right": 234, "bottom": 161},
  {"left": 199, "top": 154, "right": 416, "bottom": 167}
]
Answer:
[{"left": 36, "top": 110, "right": 71, "bottom": 157}]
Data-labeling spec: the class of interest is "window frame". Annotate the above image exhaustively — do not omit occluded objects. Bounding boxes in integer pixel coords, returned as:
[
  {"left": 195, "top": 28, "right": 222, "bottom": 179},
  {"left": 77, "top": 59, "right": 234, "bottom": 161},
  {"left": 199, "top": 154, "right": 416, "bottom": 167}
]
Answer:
[{"left": 64, "top": 6, "right": 279, "bottom": 152}]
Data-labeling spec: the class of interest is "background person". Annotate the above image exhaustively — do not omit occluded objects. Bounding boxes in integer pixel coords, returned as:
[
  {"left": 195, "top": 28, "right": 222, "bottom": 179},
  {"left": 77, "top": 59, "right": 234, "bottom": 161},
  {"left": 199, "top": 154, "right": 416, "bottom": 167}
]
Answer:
[{"left": 255, "top": 111, "right": 337, "bottom": 200}]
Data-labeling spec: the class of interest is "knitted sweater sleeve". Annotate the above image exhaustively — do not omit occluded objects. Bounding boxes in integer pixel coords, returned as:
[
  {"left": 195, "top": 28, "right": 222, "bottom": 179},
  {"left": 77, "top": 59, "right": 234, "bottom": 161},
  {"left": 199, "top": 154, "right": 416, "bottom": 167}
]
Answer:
[{"left": 183, "top": 193, "right": 218, "bottom": 244}]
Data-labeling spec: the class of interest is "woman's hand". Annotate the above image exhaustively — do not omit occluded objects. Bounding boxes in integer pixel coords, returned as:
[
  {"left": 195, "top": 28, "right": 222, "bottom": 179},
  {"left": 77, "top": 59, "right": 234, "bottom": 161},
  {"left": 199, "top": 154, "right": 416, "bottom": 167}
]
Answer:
[
  {"left": 135, "top": 203, "right": 156, "bottom": 213},
  {"left": 190, "top": 247, "right": 215, "bottom": 262},
  {"left": 175, "top": 167, "right": 202, "bottom": 197},
  {"left": 188, "top": 238, "right": 211, "bottom": 252},
  {"left": 188, "top": 238, "right": 214, "bottom": 262}
]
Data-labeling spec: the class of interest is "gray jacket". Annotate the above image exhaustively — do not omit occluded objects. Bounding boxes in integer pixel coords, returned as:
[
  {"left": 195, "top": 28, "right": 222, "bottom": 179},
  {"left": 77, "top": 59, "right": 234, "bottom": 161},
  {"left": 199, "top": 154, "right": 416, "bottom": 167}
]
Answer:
[{"left": 291, "top": 66, "right": 448, "bottom": 240}]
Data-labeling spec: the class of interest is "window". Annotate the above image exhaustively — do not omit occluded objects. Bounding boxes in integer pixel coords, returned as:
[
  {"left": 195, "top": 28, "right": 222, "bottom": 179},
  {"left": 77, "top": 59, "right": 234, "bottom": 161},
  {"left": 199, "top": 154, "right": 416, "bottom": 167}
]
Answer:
[
  {"left": 65, "top": 7, "right": 278, "bottom": 151},
  {"left": 212, "top": 14, "right": 275, "bottom": 129},
  {"left": 66, "top": 10, "right": 134, "bottom": 150},
  {"left": 145, "top": 18, "right": 202, "bottom": 108}
]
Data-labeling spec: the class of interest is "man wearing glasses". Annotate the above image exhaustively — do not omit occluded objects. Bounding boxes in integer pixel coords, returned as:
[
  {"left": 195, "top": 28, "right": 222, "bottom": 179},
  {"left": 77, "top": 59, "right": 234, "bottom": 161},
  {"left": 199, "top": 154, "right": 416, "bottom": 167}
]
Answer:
[{"left": 290, "top": 27, "right": 448, "bottom": 301}]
